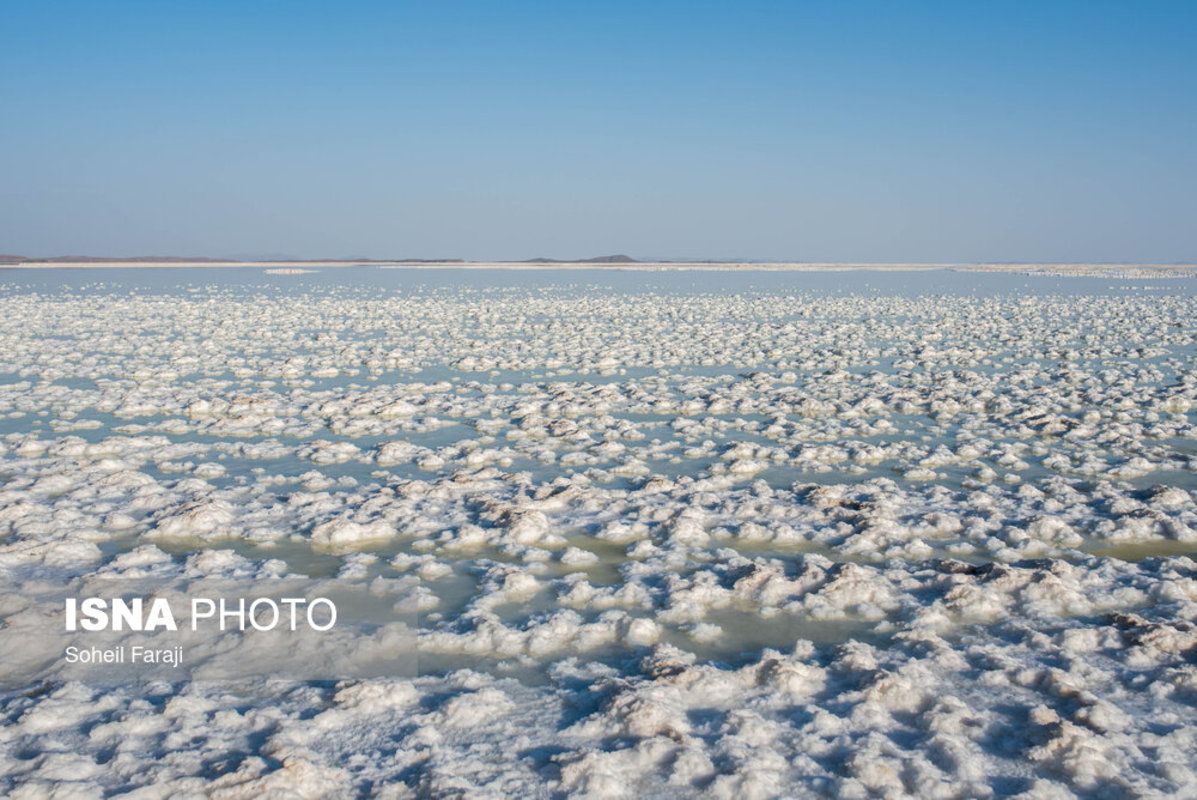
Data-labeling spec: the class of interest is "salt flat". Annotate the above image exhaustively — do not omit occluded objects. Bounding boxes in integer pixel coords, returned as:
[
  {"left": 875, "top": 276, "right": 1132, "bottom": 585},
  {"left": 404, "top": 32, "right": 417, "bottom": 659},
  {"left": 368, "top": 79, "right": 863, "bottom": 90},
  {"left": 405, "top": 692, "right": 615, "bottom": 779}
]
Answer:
[
  {"left": 0, "top": 267, "right": 1195, "bottom": 797},
  {"left": 6, "top": 259, "right": 1196, "bottom": 275}
]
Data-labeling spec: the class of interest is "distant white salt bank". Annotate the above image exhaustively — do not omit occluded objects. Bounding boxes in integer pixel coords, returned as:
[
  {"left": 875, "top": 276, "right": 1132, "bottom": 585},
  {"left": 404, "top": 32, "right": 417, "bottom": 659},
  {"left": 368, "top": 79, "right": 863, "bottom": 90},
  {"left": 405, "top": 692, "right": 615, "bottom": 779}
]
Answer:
[
  {"left": 958, "top": 263, "right": 1197, "bottom": 278},
  {"left": 7, "top": 258, "right": 1195, "bottom": 275}
]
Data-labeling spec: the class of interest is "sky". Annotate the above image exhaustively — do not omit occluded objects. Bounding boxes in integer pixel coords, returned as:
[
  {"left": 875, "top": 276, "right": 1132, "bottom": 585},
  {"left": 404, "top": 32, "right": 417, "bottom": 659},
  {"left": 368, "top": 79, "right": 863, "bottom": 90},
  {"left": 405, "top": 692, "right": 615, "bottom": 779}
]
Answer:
[{"left": 1, "top": 1, "right": 1194, "bottom": 262}]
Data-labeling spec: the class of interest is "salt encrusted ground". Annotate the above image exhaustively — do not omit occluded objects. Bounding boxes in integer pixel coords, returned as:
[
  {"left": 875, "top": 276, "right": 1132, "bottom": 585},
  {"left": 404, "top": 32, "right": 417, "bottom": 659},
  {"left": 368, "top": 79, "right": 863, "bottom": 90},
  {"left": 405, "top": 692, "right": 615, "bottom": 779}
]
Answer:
[{"left": 1, "top": 270, "right": 1195, "bottom": 798}]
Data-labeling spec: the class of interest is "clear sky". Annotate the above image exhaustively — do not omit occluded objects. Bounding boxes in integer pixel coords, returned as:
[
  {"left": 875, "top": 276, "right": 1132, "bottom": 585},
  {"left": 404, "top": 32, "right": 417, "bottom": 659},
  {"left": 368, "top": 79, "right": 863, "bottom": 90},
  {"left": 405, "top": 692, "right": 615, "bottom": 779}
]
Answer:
[{"left": 1, "top": 1, "right": 1194, "bottom": 262}]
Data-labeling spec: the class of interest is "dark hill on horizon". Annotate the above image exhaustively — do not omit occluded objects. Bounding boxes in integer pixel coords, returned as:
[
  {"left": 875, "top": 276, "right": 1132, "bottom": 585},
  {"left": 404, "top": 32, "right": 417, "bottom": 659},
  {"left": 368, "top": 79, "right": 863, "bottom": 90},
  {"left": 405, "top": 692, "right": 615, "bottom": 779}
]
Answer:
[{"left": 520, "top": 254, "right": 639, "bottom": 264}]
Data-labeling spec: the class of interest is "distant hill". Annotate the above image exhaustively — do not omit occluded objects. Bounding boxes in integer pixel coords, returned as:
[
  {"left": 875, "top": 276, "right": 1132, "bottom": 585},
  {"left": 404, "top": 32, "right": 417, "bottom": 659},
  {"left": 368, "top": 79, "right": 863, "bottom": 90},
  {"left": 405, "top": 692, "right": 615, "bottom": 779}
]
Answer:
[
  {"left": 581, "top": 254, "right": 638, "bottom": 263},
  {"left": 520, "top": 254, "right": 639, "bottom": 264}
]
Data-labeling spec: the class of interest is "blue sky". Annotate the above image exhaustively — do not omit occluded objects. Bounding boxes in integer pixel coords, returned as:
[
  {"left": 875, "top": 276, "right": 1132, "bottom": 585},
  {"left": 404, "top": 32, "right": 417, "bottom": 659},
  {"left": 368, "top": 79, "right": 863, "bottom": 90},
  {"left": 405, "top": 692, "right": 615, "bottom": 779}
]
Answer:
[{"left": 1, "top": 1, "right": 1193, "bottom": 261}]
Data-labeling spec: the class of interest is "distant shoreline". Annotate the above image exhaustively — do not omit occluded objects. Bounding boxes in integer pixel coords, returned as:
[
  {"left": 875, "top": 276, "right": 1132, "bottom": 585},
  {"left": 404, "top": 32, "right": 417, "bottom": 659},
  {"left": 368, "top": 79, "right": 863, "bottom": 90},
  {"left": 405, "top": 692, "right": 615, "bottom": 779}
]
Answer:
[{"left": 3, "top": 259, "right": 1196, "bottom": 275}]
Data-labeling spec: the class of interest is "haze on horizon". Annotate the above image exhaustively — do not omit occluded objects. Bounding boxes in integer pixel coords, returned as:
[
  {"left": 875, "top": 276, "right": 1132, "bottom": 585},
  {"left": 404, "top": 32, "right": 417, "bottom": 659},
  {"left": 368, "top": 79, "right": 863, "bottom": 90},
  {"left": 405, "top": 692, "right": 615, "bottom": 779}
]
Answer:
[{"left": 1, "top": 1, "right": 1194, "bottom": 264}]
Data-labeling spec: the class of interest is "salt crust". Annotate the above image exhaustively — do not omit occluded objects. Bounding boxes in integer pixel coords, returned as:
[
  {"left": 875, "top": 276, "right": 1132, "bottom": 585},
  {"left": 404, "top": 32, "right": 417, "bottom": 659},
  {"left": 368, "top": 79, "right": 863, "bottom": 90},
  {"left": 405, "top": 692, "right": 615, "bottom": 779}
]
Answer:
[{"left": 1, "top": 282, "right": 1196, "bottom": 796}]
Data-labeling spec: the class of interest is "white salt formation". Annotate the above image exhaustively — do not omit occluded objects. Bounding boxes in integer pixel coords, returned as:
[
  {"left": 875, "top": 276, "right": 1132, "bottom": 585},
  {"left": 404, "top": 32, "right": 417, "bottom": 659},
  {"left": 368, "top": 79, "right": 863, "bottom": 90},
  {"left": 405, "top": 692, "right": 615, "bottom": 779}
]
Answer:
[{"left": 0, "top": 271, "right": 1195, "bottom": 796}]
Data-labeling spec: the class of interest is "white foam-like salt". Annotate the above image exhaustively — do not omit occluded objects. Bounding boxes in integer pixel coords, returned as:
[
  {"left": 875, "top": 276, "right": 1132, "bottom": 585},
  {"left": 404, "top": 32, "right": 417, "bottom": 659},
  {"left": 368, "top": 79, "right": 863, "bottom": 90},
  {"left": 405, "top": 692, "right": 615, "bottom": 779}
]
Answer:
[{"left": 0, "top": 274, "right": 1195, "bottom": 795}]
